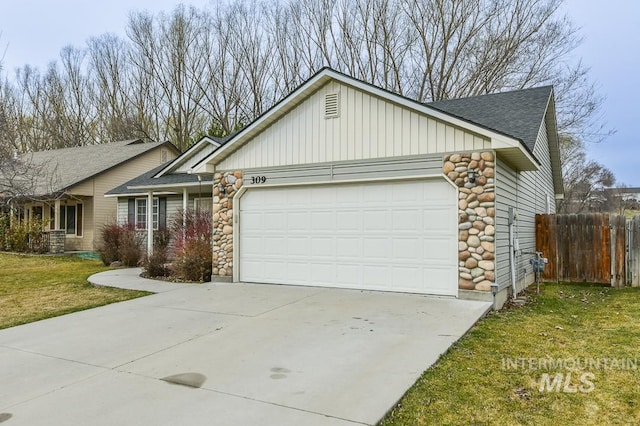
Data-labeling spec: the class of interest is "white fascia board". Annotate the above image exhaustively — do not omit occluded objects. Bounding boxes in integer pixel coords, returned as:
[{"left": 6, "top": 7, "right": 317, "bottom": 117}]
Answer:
[
  {"left": 155, "top": 137, "right": 221, "bottom": 178},
  {"left": 127, "top": 181, "right": 211, "bottom": 191},
  {"left": 104, "top": 191, "right": 177, "bottom": 198}
]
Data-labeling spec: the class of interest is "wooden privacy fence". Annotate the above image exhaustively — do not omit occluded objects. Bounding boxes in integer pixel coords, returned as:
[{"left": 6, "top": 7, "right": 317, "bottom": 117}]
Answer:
[{"left": 535, "top": 214, "right": 627, "bottom": 287}]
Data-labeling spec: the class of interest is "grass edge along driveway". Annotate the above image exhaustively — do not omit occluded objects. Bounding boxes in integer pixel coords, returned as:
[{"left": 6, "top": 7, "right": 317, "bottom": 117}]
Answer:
[
  {"left": 381, "top": 283, "right": 640, "bottom": 426},
  {"left": 0, "top": 253, "right": 149, "bottom": 330}
]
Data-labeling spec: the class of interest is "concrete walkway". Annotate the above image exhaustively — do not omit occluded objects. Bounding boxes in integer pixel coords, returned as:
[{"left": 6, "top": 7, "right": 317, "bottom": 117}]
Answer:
[{"left": 0, "top": 269, "right": 492, "bottom": 425}]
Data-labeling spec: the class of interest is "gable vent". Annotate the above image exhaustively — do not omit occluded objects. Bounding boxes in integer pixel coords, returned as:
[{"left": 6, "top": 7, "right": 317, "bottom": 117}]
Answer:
[{"left": 324, "top": 92, "right": 340, "bottom": 118}]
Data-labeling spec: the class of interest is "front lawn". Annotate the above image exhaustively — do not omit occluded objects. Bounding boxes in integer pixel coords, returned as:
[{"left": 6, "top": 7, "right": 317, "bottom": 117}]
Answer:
[
  {"left": 381, "top": 283, "right": 640, "bottom": 425},
  {"left": 0, "top": 253, "right": 149, "bottom": 329}
]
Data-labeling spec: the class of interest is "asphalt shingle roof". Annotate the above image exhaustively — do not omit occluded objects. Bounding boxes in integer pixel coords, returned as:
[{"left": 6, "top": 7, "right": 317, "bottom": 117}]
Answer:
[
  {"left": 427, "top": 86, "right": 553, "bottom": 152},
  {"left": 19, "top": 139, "right": 170, "bottom": 196},
  {"left": 106, "top": 164, "right": 213, "bottom": 195}
]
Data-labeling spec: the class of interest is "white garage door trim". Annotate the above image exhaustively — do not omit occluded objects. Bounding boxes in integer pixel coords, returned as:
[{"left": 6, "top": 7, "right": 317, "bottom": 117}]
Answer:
[{"left": 234, "top": 177, "right": 458, "bottom": 296}]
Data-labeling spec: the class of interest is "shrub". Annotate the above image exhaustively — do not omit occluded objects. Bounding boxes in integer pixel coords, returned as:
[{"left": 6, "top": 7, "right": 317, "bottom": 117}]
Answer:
[
  {"left": 171, "top": 208, "right": 213, "bottom": 282},
  {"left": 98, "top": 222, "right": 124, "bottom": 265},
  {"left": 144, "top": 248, "right": 169, "bottom": 277},
  {"left": 0, "top": 213, "right": 10, "bottom": 251},
  {"left": 143, "top": 228, "right": 172, "bottom": 277},
  {"left": 118, "top": 224, "right": 144, "bottom": 267},
  {"left": 1, "top": 217, "right": 47, "bottom": 253},
  {"left": 97, "top": 222, "right": 143, "bottom": 266}
]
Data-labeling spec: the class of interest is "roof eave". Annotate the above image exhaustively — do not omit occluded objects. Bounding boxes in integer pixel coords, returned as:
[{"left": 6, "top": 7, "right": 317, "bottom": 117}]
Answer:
[
  {"left": 545, "top": 93, "right": 564, "bottom": 196},
  {"left": 126, "top": 180, "right": 212, "bottom": 192},
  {"left": 492, "top": 135, "right": 539, "bottom": 171}
]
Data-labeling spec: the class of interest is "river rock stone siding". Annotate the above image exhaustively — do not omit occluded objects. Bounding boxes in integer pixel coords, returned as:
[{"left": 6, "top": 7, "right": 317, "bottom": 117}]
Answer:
[
  {"left": 444, "top": 151, "right": 496, "bottom": 292},
  {"left": 212, "top": 171, "right": 243, "bottom": 277}
]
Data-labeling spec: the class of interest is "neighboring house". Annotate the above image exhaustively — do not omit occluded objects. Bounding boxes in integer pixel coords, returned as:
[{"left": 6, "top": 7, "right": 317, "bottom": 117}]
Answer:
[
  {"left": 4, "top": 139, "right": 179, "bottom": 252},
  {"left": 106, "top": 136, "right": 224, "bottom": 253},
  {"left": 114, "top": 68, "right": 563, "bottom": 308}
]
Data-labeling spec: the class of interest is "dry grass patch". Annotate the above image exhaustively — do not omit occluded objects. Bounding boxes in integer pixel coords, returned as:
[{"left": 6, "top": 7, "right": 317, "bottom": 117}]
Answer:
[
  {"left": 381, "top": 283, "right": 640, "bottom": 426},
  {"left": 0, "top": 253, "right": 149, "bottom": 329}
]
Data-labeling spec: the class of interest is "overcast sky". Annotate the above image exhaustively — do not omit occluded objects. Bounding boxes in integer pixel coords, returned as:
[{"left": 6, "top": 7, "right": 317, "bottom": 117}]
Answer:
[{"left": 1, "top": 1, "right": 638, "bottom": 186}]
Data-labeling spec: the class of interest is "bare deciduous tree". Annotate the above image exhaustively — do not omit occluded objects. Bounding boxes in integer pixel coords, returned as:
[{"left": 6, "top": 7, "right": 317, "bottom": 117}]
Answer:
[{"left": 0, "top": 0, "right": 612, "bottom": 185}]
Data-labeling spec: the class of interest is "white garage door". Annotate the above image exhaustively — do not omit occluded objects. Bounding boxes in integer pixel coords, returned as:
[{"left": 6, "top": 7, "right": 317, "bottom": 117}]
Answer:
[{"left": 239, "top": 179, "right": 458, "bottom": 296}]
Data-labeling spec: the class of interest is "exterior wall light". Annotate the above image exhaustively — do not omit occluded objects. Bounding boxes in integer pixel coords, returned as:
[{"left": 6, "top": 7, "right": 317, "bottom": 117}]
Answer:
[{"left": 468, "top": 169, "right": 476, "bottom": 184}]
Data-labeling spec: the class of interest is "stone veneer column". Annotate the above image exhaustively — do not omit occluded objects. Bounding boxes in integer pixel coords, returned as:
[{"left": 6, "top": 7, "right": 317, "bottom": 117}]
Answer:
[
  {"left": 48, "top": 230, "right": 65, "bottom": 254},
  {"left": 212, "top": 171, "right": 243, "bottom": 277},
  {"left": 443, "top": 152, "right": 496, "bottom": 292}
]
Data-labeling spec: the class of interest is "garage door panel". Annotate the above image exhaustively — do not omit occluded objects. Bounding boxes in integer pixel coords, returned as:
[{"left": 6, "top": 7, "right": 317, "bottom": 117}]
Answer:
[
  {"left": 393, "top": 209, "right": 422, "bottom": 231},
  {"left": 336, "top": 210, "right": 361, "bottom": 231},
  {"left": 287, "top": 212, "right": 308, "bottom": 230},
  {"left": 423, "top": 207, "right": 454, "bottom": 231},
  {"left": 240, "top": 179, "right": 457, "bottom": 296},
  {"left": 336, "top": 264, "right": 361, "bottom": 286},
  {"left": 392, "top": 238, "right": 422, "bottom": 261},
  {"left": 336, "top": 237, "right": 362, "bottom": 257},
  {"left": 311, "top": 237, "right": 335, "bottom": 256},
  {"left": 363, "top": 210, "right": 390, "bottom": 231},
  {"left": 391, "top": 266, "right": 422, "bottom": 285},
  {"left": 287, "top": 262, "right": 310, "bottom": 283},
  {"left": 311, "top": 263, "right": 335, "bottom": 284},
  {"left": 311, "top": 211, "right": 336, "bottom": 231},
  {"left": 362, "top": 237, "right": 390, "bottom": 259},
  {"left": 288, "top": 237, "right": 309, "bottom": 255},
  {"left": 424, "top": 238, "right": 455, "bottom": 261}
]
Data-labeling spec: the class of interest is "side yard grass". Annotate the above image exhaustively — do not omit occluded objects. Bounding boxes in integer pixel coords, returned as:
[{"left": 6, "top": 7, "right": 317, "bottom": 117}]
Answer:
[
  {"left": 0, "top": 253, "right": 149, "bottom": 330},
  {"left": 381, "top": 283, "right": 640, "bottom": 426}
]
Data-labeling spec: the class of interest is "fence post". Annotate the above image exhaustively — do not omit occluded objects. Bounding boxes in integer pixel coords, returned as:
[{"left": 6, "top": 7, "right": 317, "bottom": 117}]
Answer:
[{"left": 631, "top": 216, "right": 640, "bottom": 287}]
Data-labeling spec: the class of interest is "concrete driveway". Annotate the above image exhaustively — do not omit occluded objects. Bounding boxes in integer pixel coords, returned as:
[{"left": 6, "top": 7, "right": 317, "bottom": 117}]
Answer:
[{"left": 0, "top": 270, "right": 491, "bottom": 425}]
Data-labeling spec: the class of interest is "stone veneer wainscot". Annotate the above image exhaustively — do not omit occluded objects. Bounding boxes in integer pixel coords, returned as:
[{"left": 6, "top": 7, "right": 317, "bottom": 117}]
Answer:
[
  {"left": 212, "top": 171, "right": 243, "bottom": 277},
  {"left": 444, "top": 151, "right": 496, "bottom": 292}
]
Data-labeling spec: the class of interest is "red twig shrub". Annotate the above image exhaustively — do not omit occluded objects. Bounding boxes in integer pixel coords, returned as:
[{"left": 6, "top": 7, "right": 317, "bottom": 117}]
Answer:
[{"left": 170, "top": 208, "right": 213, "bottom": 282}]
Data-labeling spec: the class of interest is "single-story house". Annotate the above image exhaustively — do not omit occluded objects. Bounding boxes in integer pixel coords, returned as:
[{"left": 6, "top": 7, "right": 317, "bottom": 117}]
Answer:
[
  {"left": 113, "top": 68, "right": 563, "bottom": 308},
  {"left": 105, "top": 136, "right": 225, "bottom": 253},
  {"left": 3, "top": 139, "right": 179, "bottom": 252}
]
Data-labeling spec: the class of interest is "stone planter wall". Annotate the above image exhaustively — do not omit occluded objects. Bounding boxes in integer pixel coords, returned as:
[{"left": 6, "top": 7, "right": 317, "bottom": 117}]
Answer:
[
  {"left": 443, "top": 151, "right": 496, "bottom": 292},
  {"left": 212, "top": 171, "right": 243, "bottom": 277}
]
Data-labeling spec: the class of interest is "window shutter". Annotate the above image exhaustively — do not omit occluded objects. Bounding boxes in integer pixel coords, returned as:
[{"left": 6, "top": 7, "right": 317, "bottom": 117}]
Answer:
[
  {"left": 127, "top": 198, "right": 135, "bottom": 225},
  {"left": 159, "top": 197, "right": 167, "bottom": 230}
]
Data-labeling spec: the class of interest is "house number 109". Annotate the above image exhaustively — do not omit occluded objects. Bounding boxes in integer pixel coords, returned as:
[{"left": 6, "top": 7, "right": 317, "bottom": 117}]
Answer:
[{"left": 250, "top": 176, "right": 267, "bottom": 184}]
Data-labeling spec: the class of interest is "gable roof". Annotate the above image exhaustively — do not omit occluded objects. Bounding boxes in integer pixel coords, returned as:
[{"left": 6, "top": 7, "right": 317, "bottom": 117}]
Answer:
[
  {"left": 154, "top": 135, "right": 224, "bottom": 178},
  {"left": 106, "top": 135, "right": 229, "bottom": 195},
  {"left": 427, "top": 86, "right": 553, "bottom": 153},
  {"left": 18, "top": 139, "right": 176, "bottom": 196},
  {"left": 192, "top": 67, "right": 540, "bottom": 174},
  {"left": 105, "top": 163, "right": 213, "bottom": 196}
]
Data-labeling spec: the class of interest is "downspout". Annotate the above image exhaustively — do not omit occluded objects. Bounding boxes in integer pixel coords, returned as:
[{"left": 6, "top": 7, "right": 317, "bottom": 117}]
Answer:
[
  {"left": 147, "top": 190, "right": 154, "bottom": 255},
  {"left": 182, "top": 186, "right": 188, "bottom": 244},
  {"left": 509, "top": 206, "right": 517, "bottom": 300}
]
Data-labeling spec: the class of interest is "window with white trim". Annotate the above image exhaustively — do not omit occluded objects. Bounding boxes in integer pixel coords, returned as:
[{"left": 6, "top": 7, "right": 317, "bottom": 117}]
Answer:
[
  {"left": 136, "top": 198, "right": 159, "bottom": 230},
  {"left": 59, "top": 203, "right": 83, "bottom": 236}
]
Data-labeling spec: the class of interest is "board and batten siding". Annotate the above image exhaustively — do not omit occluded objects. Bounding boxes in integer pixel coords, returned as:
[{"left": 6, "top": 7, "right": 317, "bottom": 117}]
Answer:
[
  {"left": 218, "top": 81, "right": 490, "bottom": 171},
  {"left": 495, "top": 117, "right": 556, "bottom": 291}
]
